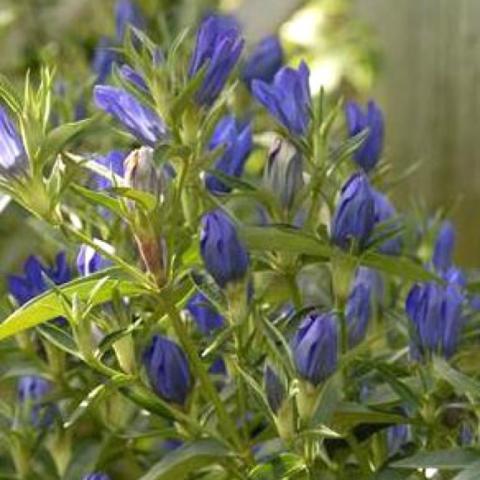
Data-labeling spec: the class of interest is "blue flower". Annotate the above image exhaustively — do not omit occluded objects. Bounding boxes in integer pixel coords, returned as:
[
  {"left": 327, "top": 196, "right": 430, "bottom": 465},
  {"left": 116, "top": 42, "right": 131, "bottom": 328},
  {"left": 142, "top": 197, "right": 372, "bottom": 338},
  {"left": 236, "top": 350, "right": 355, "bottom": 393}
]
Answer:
[
  {"left": 242, "top": 36, "right": 283, "bottom": 89},
  {"left": 18, "top": 376, "right": 54, "bottom": 427},
  {"left": 406, "top": 282, "right": 464, "bottom": 359},
  {"left": 186, "top": 292, "right": 225, "bottom": 335},
  {"left": 264, "top": 365, "right": 285, "bottom": 414},
  {"left": 94, "top": 85, "right": 167, "bottom": 146},
  {"left": 200, "top": 209, "right": 249, "bottom": 288},
  {"left": 252, "top": 61, "right": 311, "bottom": 136},
  {"left": 143, "top": 335, "right": 192, "bottom": 406},
  {"left": 433, "top": 220, "right": 455, "bottom": 273},
  {"left": 346, "top": 284, "right": 371, "bottom": 348},
  {"left": 93, "top": 150, "right": 126, "bottom": 190},
  {"left": 205, "top": 115, "right": 252, "bottom": 194},
  {"left": 263, "top": 137, "right": 304, "bottom": 210},
  {"left": 119, "top": 64, "right": 149, "bottom": 92},
  {"left": 330, "top": 173, "right": 376, "bottom": 251},
  {"left": 77, "top": 245, "right": 110, "bottom": 276},
  {"left": 209, "top": 357, "right": 227, "bottom": 376},
  {"left": 371, "top": 190, "right": 402, "bottom": 255},
  {"left": 189, "top": 14, "right": 244, "bottom": 106},
  {"left": 345, "top": 100, "right": 384, "bottom": 172},
  {"left": 83, "top": 474, "right": 111, "bottom": 480},
  {"left": 8, "top": 253, "right": 71, "bottom": 306},
  {"left": 386, "top": 423, "right": 409, "bottom": 456},
  {"left": 292, "top": 312, "right": 338, "bottom": 386},
  {"left": 92, "top": 37, "right": 116, "bottom": 84},
  {"left": 115, "top": 0, "right": 144, "bottom": 41},
  {"left": 0, "top": 105, "right": 26, "bottom": 174},
  {"left": 354, "top": 267, "right": 384, "bottom": 306}
]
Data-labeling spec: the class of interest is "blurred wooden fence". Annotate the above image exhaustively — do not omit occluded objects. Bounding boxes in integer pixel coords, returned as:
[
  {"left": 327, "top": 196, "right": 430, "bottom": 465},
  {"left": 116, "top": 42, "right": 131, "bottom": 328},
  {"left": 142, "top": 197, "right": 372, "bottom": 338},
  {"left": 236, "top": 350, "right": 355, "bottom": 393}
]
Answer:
[{"left": 354, "top": 0, "right": 480, "bottom": 265}]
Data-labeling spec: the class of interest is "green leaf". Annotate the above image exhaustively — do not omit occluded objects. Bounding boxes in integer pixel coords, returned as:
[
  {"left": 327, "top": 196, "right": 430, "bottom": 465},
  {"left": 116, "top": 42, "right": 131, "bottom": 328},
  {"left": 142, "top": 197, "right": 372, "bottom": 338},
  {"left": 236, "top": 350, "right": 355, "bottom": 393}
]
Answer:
[
  {"left": 453, "top": 460, "right": 480, "bottom": 480},
  {"left": 0, "top": 268, "right": 144, "bottom": 341},
  {"left": 72, "top": 184, "right": 125, "bottom": 217},
  {"left": 312, "top": 373, "right": 343, "bottom": 426},
  {"left": 110, "top": 186, "right": 157, "bottom": 211},
  {"left": 138, "top": 439, "right": 232, "bottom": 480},
  {"left": 433, "top": 356, "right": 480, "bottom": 399},
  {"left": 0, "top": 74, "right": 22, "bottom": 113},
  {"left": 39, "top": 115, "right": 99, "bottom": 164},
  {"left": 392, "top": 449, "right": 480, "bottom": 469},
  {"left": 241, "top": 226, "right": 332, "bottom": 258},
  {"left": 63, "top": 383, "right": 108, "bottom": 429},
  {"left": 362, "top": 251, "right": 438, "bottom": 283}
]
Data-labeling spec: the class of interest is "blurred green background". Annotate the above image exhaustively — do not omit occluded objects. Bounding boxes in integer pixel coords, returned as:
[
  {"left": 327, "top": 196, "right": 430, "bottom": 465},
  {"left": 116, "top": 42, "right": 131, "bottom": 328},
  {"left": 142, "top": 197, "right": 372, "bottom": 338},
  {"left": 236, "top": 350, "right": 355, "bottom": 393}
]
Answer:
[{"left": 0, "top": 0, "right": 478, "bottom": 269}]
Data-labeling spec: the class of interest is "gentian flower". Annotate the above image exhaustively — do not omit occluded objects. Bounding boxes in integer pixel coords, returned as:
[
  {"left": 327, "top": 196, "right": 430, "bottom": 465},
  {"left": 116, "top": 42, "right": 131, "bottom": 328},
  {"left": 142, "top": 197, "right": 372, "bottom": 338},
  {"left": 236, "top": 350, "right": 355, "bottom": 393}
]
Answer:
[
  {"left": 370, "top": 190, "right": 402, "bottom": 255},
  {"left": 77, "top": 245, "right": 110, "bottom": 276},
  {"left": 83, "top": 474, "right": 110, "bottom": 480},
  {"left": 115, "top": 0, "right": 144, "bottom": 41},
  {"left": 94, "top": 150, "right": 125, "bottom": 190},
  {"left": 8, "top": 253, "right": 70, "bottom": 305},
  {"left": 292, "top": 312, "right": 338, "bottom": 386},
  {"left": 94, "top": 85, "right": 167, "bottom": 146},
  {"left": 18, "top": 376, "right": 54, "bottom": 427},
  {"left": 354, "top": 267, "right": 385, "bottom": 306},
  {"left": 345, "top": 100, "right": 384, "bottom": 172},
  {"left": 386, "top": 423, "right": 409, "bottom": 456},
  {"left": 242, "top": 36, "right": 283, "bottom": 89},
  {"left": 330, "top": 173, "right": 376, "bottom": 251},
  {"left": 346, "top": 284, "right": 371, "bottom": 348},
  {"left": 433, "top": 220, "right": 455, "bottom": 274},
  {"left": 119, "top": 64, "right": 149, "bottom": 92},
  {"left": 0, "top": 105, "right": 26, "bottom": 175},
  {"left": 143, "top": 335, "right": 192, "bottom": 406},
  {"left": 205, "top": 115, "right": 252, "bottom": 194},
  {"left": 252, "top": 61, "right": 311, "bottom": 136},
  {"left": 406, "top": 282, "right": 464, "bottom": 359},
  {"left": 263, "top": 137, "right": 304, "bottom": 210},
  {"left": 264, "top": 365, "right": 285, "bottom": 414},
  {"left": 186, "top": 292, "right": 225, "bottom": 335},
  {"left": 92, "top": 37, "right": 116, "bottom": 84},
  {"left": 189, "top": 14, "right": 244, "bottom": 106},
  {"left": 200, "top": 209, "right": 249, "bottom": 288}
]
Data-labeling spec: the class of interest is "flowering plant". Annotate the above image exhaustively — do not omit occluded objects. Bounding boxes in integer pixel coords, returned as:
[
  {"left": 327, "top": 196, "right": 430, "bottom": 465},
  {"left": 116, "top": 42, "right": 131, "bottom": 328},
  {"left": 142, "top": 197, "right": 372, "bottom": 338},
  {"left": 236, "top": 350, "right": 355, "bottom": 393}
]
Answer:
[{"left": 0, "top": 2, "right": 478, "bottom": 479}]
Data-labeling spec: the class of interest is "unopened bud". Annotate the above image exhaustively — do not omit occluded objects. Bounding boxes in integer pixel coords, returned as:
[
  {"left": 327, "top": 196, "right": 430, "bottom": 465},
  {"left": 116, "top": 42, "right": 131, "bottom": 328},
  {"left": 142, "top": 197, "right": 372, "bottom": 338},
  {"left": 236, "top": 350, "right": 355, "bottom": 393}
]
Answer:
[
  {"left": 123, "top": 146, "right": 160, "bottom": 196},
  {"left": 263, "top": 137, "right": 304, "bottom": 211}
]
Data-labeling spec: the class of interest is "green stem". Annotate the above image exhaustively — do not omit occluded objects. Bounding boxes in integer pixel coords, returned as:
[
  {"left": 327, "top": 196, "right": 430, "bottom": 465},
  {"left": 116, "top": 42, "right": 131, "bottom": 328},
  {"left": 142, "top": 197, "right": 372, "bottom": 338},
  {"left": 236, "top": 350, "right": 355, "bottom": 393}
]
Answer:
[{"left": 160, "top": 294, "right": 250, "bottom": 460}]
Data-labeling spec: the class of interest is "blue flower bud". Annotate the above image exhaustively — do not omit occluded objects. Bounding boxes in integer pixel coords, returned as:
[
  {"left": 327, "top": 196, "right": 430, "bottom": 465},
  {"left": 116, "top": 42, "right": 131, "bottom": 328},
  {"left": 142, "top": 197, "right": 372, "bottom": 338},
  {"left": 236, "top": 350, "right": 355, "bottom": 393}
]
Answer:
[
  {"left": 93, "top": 150, "right": 126, "bottom": 190},
  {"left": 292, "top": 312, "right": 338, "bottom": 386},
  {"left": 0, "top": 105, "right": 26, "bottom": 175},
  {"left": 386, "top": 423, "right": 409, "bottom": 456},
  {"left": 200, "top": 209, "right": 249, "bottom": 288},
  {"left": 252, "top": 61, "right": 311, "bottom": 136},
  {"left": 83, "top": 474, "right": 110, "bottom": 480},
  {"left": 371, "top": 190, "right": 402, "bottom": 255},
  {"left": 18, "top": 375, "right": 54, "bottom": 427},
  {"left": 209, "top": 357, "right": 227, "bottom": 376},
  {"left": 346, "top": 284, "right": 371, "bottom": 348},
  {"left": 94, "top": 85, "right": 167, "bottom": 146},
  {"left": 119, "top": 64, "right": 149, "bottom": 92},
  {"left": 115, "top": 0, "right": 144, "bottom": 41},
  {"left": 77, "top": 245, "right": 110, "bottom": 276},
  {"left": 205, "top": 115, "right": 252, "bottom": 194},
  {"left": 345, "top": 100, "right": 384, "bottom": 172},
  {"left": 143, "top": 335, "right": 192, "bottom": 406},
  {"left": 433, "top": 220, "right": 455, "bottom": 273},
  {"left": 406, "top": 282, "right": 464, "bottom": 359},
  {"left": 354, "top": 267, "right": 385, "bottom": 306},
  {"left": 459, "top": 423, "right": 474, "bottom": 446},
  {"left": 242, "top": 36, "right": 283, "bottom": 89},
  {"left": 92, "top": 37, "right": 116, "bottom": 84},
  {"left": 263, "top": 137, "right": 304, "bottom": 210},
  {"left": 264, "top": 365, "right": 285, "bottom": 414},
  {"left": 331, "top": 173, "right": 376, "bottom": 251},
  {"left": 186, "top": 292, "right": 225, "bottom": 335},
  {"left": 8, "top": 253, "right": 71, "bottom": 306},
  {"left": 443, "top": 266, "right": 466, "bottom": 288},
  {"left": 189, "top": 15, "right": 244, "bottom": 106}
]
